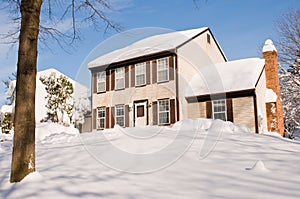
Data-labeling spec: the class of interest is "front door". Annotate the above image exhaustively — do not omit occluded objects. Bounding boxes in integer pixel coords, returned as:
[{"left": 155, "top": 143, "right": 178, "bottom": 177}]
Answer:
[{"left": 134, "top": 101, "right": 148, "bottom": 126}]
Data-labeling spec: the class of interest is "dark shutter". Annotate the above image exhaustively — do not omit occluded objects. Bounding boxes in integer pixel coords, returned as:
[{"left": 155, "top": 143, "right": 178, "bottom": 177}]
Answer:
[
  {"left": 146, "top": 61, "right": 151, "bottom": 85},
  {"left": 106, "top": 70, "right": 110, "bottom": 92},
  {"left": 125, "top": 105, "right": 130, "bottom": 127},
  {"left": 206, "top": 101, "right": 212, "bottom": 119},
  {"left": 170, "top": 99, "right": 176, "bottom": 124},
  {"left": 106, "top": 107, "right": 109, "bottom": 128},
  {"left": 93, "top": 108, "right": 97, "bottom": 129},
  {"left": 92, "top": 72, "right": 97, "bottom": 93},
  {"left": 110, "top": 107, "right": 115, "bottom": 128},
  {"left": 125, "top": 66, "right": 129, "bottom": 88},
  {"left": 169, "top": 56, "right": 175, "bottom": 81},
  {"left": 152, "top": 60, "right": 157, "bottom": 84},
  {"left": 152, "top": 101, "right": 158, "bottom": 125},
  {"left": 111, "top": 70, "right": 115, "bottom": 91},
  {"left": 131, "top": 65, "right": 135, "bottom": 87},
  {"left": 226, "top": 98, "right": 234, "bottom": 122}
]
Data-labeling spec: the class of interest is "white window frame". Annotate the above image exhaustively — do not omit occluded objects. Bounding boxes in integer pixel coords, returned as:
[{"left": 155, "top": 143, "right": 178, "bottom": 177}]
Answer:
[
  {"left": 135, "top": 62, "right": 146, "bottom": 86},
  {"left": 115, "top": 104, "right": 125, "bottom": 127},
  {"left": 212, "top": 99, "right": 227, "bottom": 121},
  {"left": 97, "top": 107, "right": 106, "bottom": 129},
  {"left": 97, "top": 71, "right": 106, "bottom": 92},
  {"left": 115, "top": 67, "right": 125, "bottom": 90},
  {"left": 158, "top": 99, "right": 170, "bottom": 125},
  {"left": 157, "top": 57, "right": 169, "bottom": 83}
]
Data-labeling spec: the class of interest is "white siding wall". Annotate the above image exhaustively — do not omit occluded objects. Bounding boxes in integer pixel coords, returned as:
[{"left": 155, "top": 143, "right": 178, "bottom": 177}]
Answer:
[{"left": 255, "top": 69, "right": 268, "bottom": 133}]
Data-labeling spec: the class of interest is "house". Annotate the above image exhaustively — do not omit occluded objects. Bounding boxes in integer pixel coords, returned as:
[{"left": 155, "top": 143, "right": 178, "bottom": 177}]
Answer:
[
  {"left": 88, "top": 27, "right": 284, "bottom": 136},
  {"left": 5, "top": 68, "right": 91, "bottom": 132}
]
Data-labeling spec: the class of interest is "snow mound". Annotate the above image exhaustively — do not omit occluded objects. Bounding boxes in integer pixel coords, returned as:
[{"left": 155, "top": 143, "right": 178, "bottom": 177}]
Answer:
[
  {"left": 36, "top": 123, "right": 79, "bottom": 143},
  {"left": 21, "top": 172, "right": 43, "bottom": 183},
  {"left": 246, "top": 160, "right": 270, "bottom": 172}
]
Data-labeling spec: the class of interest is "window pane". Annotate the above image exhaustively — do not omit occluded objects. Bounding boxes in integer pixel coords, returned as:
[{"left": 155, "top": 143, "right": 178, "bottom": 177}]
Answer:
[
  {"left": 158, "top": 99, "right": 170, "bottom": 125},
  {"left": 115, "top": 67, "right": 125, "bottom": 89},
  {"left": 135, "top": 63, "right": 146, "bottom": 86},
  {"left": 157, "top": 58, "right": 169, "bottom": 82},
  {"left": 212, "top": 100, "right": 226, "bottom": 121}
]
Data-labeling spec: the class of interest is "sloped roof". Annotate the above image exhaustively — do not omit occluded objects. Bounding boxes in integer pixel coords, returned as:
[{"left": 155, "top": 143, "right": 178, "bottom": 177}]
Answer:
[
  {"left": 88, "top": 27, "right": 211, "bottom": 68},
  {"left": 185, "top": 58, "right": 265, "bottom": 97}
]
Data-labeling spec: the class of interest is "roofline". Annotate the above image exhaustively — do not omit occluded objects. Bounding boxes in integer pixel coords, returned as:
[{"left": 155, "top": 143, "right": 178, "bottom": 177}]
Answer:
[
  {"left": 176, "top": 28, "right": 227, "bottom": 62},
  {"left": 89, "top": 50, "right": 176, "bottom": 71}
]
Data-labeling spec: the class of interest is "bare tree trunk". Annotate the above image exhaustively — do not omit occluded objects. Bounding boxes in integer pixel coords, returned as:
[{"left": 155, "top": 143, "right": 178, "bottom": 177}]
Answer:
[{"left": 10, "top": 0, "right": 43, "bottom": 183}]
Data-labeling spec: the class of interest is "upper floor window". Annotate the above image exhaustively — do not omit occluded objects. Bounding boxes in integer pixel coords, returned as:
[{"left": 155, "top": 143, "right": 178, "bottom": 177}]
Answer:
[
  {"left": 157, "top": 58, "right": 169, "bottom": 82},
  {"left": 158, "top": 99, "right": 170, "bottom": 125},
  {"left": 97, "top": 71, "right": 106, "bottom": 92},
  {"left": 135, "top": 62, "right": 146, "bottom": 86},
  {"left": 115, "top": 67, "right": 125, "bottom": 90},
  {"left": 212, "top": 100, "right": 226, "bottom": 121},
  {"left": 115, "top": 104, "right": 125, "bottom": 127}
]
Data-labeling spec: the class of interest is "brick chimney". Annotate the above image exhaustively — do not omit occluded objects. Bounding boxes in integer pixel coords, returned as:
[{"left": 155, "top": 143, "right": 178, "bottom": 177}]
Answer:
[{"left": 262, "top": 39, "right": 284, "bottom": 136}]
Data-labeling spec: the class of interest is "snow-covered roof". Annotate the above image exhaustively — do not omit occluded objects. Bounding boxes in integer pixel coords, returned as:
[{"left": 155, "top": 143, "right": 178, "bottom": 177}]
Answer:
[
  {"left": 186, "top": 58, "right": 265, "bottom": 97},
  {"left": 265, "top": 89, "right": 277, "bottom": 103},
  {"left": 88, "top": 27, "right": 209, "bottom": 68},
  {"left": 262, "top": 39, "right": 277, "bottom": 53}
]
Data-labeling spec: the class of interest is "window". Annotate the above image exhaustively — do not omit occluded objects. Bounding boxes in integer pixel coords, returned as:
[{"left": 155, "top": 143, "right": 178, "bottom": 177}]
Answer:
[
  {"left": 115, "top": 67, "right": 125, "bottom": 90},
  {"left": 135, "top": 62, "right": 146, "bottom": 86},
  {"left": 115, "top": 105, "right": 125, "bottom": 127},
  {"left": 207, "top": 34, "right": 211, "bottom": 44},
  {"left": 97, "top": 107, "right": 106, "bottom": 129},
  {"left": 97, "top": 71, "right": 106, "bottom": 92},
  {"left": 158, "top": 99, "right": 170, "bottom": 125},
  {"left": 157, "top": 58, "right": 169, "bottom": 82},
  {"left": 212, "top": 100, "right": 226, "bottom": 121}
]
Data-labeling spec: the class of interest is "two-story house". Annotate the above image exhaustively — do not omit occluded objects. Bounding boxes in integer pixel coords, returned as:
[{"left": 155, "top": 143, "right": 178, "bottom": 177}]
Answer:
[{"left": 88, "top": 27, "right": 284, "bottom": 136}]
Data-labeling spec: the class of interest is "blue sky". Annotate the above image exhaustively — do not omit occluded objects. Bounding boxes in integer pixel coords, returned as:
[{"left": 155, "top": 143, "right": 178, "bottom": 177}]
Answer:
[{"left": 0, "top": 0, "right": 300, "bottom": 106}]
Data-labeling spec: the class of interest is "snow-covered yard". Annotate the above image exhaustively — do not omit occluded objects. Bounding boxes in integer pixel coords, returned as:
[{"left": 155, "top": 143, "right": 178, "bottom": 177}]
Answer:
[{"left": 1, "top": 120, "right": 300, "bottom": 199}]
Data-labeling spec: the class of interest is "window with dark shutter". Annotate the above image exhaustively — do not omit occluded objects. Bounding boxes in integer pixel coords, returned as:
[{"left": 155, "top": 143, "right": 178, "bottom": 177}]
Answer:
[
  {"left": 111, "top": 70, "right": 115, "bottom": 91},
  {"left": 131, "top": 65, "right": 135, "bottom": 87},
  {"left": 206, "top": 101, "right": 212, "bottom": 119},
  {"left": 125, "top": 66, "right": 129, "bottom": 88},
  {"left": 110, "top": 107, "right": 115, "bottom": 128},
  {"left": 170, "top": 99, "right": 176, "bottom": 124},
  {"left": 125, "top": 105, "right": 129, "bottom": 127},
  {"left": 106, "top": 70, "right": 110, "bottom": 91},
  {"left": 106, "top": 107, "right": 110, "bottom": 128},
  {"left": 146, "top": 61, "right": 151, "bottom": 85},
  {"left": 169, "top": 56, "right": 175, "bottom": 81},
  {"left": 152, "top": 60, "right": 157, "bottom": 84},
  {"left": 226, "top": 99, "right": 233, "bottom": 122},
  {"left": 152, "top": 101, "right": 158, "bottom": 125}
]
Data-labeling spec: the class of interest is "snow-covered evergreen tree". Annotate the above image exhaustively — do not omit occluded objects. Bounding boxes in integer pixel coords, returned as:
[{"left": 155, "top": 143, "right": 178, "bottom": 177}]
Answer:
[{"left": 40, "top": 74, "right": 74, "bottom": 125}]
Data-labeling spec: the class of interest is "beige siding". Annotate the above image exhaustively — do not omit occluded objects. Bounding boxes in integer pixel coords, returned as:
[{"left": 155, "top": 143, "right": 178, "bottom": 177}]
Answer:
[
  {"left": 187, "top": 102, "right": 206, "bottom": 119},
  {"left": 92, "top": 58, "right": 176, "bottom": 129},
  {"left": 233, "top": 97, "right": 256, "bottom": 133},
  {"left": 255, "top": 69, "right": 268, "bottom": 133},
  {"left": 176, "top": 30, "right": 227, "bottom": 120}
]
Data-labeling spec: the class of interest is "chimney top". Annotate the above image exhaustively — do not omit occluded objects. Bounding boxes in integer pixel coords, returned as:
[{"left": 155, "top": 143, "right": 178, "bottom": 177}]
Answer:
[{"left": 262, "top": 39, "right": 277, "bottom": 53}]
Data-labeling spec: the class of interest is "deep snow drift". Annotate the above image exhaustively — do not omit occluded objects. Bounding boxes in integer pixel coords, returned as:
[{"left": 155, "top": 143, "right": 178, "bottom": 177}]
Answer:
[{"left": 1, "top": 119, "right": 300, "bottom": 199}]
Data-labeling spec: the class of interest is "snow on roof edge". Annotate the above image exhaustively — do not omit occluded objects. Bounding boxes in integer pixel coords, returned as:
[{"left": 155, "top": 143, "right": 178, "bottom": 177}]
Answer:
[{"left": 88, "top": 27, "right": 211, "bottom": 69}]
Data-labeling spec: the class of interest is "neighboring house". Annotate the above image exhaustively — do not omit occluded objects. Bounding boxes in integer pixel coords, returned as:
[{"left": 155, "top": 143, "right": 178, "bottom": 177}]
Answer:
[
  {"left": 6, "top": 68, "right": 91, "bottom": 132},
  {"left": 88, "top": 27, "right": 284, "bottom": 136}
]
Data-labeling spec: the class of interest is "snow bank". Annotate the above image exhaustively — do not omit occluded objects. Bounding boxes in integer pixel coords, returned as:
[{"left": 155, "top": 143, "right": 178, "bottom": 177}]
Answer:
[{"left": 36, "top": 123, "right": 79, "bottom": 143}]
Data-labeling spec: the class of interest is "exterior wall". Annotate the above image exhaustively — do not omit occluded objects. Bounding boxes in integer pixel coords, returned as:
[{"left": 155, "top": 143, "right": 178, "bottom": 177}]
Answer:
[
  {"left": 255, "top": 69, "right": 268, "bottom": 133},
  {"left": 232, "top": 97, "right": 256, "bottom": 133},
  {"left": 92, "top": 56, "right": 177, "bottom": 130},
  {"left": 187, "top": 102, "right": 206, "bottom": 119},
  {"left": 263, "top": 50, "right": 284, "bottom": 136},
  {"left": 177, "top": 30, "right": 227, "bottom": 120}
]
